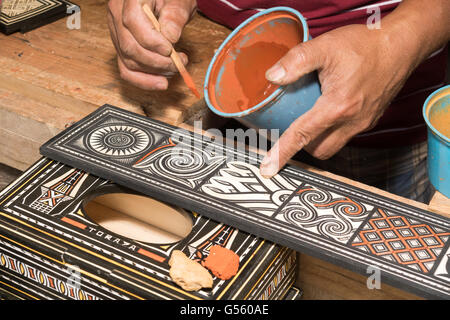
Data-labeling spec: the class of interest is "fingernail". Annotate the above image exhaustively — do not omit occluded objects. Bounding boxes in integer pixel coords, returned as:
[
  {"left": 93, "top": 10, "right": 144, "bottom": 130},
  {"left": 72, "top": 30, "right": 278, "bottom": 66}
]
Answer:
[
  {"left": 155, "top": 81, "right": 168, "bottom": 90},
  {"left": 260, "top": 158, "right": 278, "bottom": 179},
  {"left": 266, "top": 63, "right": 286, "bottom": 82}
]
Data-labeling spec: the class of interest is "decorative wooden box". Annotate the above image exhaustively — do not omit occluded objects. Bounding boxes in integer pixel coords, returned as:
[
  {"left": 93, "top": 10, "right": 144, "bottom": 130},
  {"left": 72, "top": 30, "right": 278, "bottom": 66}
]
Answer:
[{"left": 0, "top": 158, "right": 297, "bottom": 299}]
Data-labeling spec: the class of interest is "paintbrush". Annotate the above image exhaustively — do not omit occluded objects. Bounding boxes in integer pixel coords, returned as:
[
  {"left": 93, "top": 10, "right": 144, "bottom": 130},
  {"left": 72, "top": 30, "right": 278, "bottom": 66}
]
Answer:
[{"left": 142, "top": 3, "right": 201, "bottom": 98}]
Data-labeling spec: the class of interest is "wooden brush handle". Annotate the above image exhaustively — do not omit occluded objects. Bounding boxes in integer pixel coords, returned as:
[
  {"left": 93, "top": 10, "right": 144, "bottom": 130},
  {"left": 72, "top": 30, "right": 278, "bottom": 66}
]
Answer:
[
  {"left": 142, "top": 4, "right": 161, "bottom": 31},
  {"left": 142, "top": 4, "right": 187, "bottom": 73},
  {"left": 142, "top": 4, "right": 200, "bottom": 98}
]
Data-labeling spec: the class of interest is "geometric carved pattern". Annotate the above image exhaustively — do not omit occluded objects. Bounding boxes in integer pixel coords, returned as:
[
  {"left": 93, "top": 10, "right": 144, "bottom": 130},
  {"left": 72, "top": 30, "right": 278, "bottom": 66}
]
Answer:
[
  {"left": 29, "top": 189, "right": 67, "bottom": 214},
  {"left": 276, "top": 185, "right": 373, "bottom": 243},
  {"left": 87, "top": 125, "right": 151, "bottom": 158},
  {"left": 433, "top": 246, "right": 450, "bottom": 281},
  {"left": 28, "top": 169, "right": 88, "bottom": 215},
  {"left": 352, "top": 208, "right": 450, "bottom": 273},
  {"left": 202, "top": 161, "right": 301, "bottom": 216},
  {"left": 134, "top": 138, "right": 227, "bottom": 189}
]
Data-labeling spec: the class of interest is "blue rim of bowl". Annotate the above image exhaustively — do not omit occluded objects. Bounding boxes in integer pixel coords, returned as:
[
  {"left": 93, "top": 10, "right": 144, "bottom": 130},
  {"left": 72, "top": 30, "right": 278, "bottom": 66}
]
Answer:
[
  {"left": 203, "top": 6, "right": 309, "bottom": 118},
  {"left": 423, "top": 84, "right": 450, "bottom": 144}
]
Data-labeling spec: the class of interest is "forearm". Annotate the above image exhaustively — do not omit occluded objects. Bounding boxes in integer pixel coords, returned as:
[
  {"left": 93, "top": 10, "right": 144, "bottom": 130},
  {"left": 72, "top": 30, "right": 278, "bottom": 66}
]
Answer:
[{"left": 381, "top": 0, "right": 450, "bottom": 70}]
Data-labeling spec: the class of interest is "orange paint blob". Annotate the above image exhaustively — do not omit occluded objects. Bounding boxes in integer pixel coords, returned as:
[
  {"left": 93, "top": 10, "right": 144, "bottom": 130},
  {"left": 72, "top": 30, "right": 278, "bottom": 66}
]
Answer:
[
  {"left": 234, "top": 42, "right": 289, "bottom": 112},
  {"left": 202, "top": 245, "right": 239, "bottom": 280},
  {"left": 207, "top": 11, "right": 304, "bottom": 115}
]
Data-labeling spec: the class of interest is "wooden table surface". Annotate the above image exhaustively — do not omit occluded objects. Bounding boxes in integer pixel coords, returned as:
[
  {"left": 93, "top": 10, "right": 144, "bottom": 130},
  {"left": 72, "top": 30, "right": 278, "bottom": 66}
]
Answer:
[
  {"left": 0, "top": 0, "right": 231, "bottom": 170},
  {"left": 0, "top": 0, "right": 449, "bottom": 300}
]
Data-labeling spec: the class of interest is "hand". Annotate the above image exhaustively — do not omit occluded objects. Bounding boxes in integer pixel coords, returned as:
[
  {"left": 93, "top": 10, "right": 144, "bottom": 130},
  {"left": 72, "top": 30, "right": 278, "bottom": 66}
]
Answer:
[
  {"left": 107, "top": 0, "right": 197, "bottom": 90},
  {"left": 259, "top": 23, "right": 419, "bottom": 178}
]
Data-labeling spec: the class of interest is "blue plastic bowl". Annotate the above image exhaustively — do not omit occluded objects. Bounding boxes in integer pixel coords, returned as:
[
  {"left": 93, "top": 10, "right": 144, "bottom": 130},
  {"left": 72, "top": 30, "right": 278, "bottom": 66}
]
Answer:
[
  {"left": 423, "top": 85, "right": 450, "bottom": 198},
  {"left": 204, "top": 7, "right": 321, "bottom": 135}
]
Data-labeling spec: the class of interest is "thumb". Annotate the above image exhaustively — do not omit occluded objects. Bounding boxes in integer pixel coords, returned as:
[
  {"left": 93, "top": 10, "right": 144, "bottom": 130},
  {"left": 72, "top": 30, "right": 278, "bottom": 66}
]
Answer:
[
  {"left": 158, "top": 0, "right": 196, "bottom": 44},
  {"left": 265, "top": 38, "right": 326, "bottom": 85}
]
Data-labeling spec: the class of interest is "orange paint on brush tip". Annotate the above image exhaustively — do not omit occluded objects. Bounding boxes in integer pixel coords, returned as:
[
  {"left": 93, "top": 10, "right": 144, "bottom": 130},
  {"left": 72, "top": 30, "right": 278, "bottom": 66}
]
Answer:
[
  {"left": 142, "top": 3, "right": 201, "bottom": 99},
  {"left": 202, "top": 245, "right": 239, "bottom": 280},
  {"left": 180, "top": 69, "right": 201, "bottom": 98}
]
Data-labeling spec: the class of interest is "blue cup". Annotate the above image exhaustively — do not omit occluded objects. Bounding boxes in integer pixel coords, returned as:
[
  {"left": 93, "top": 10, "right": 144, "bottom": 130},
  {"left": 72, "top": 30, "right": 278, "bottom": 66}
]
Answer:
[
  {"left": 423, "top": 85, "right": 450, "bottom": 198},
  {"left": 204, "top": 7, "right": 321, "bottom": 135}
]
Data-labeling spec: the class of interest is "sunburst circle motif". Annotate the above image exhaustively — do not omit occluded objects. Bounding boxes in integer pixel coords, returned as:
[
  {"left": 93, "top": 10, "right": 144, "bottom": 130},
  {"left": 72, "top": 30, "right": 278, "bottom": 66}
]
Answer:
[{"left": 87, "top": 125, "right": 151, "bottom": 157}]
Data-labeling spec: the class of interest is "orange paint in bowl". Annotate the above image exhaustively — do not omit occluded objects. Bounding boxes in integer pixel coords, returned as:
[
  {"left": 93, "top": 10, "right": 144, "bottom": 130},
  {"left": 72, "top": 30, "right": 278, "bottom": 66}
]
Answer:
[
  {"left": 204, "top": 7, "right": 321, "bottom": 135},
  {"left": 207, "top": 11, "right": 304, "bottom": 114},
  {"left": 234, "top": 41, "right": 290, "bottom": 112}
]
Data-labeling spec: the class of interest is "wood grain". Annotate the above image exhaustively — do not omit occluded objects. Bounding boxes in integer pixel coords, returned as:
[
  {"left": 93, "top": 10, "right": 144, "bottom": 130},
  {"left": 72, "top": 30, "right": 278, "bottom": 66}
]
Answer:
[
  {"left": 0, "top": 0, "right": 231, "bottom": 169},
  {"left": 296, "top": 253, "right": 422, "bottom": 300},
  {"left": 429, "top": 191, "right": 450, "bottom": 216}
]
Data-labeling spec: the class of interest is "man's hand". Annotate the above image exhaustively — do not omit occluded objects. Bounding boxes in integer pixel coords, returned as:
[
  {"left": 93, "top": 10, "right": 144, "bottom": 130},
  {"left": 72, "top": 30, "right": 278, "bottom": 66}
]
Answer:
[
  {"left": 260, "top": 0, "right": 450, "bottom": 178},
  {"left": 107, "top": 0, "right": 197, "bottom": 90}
]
